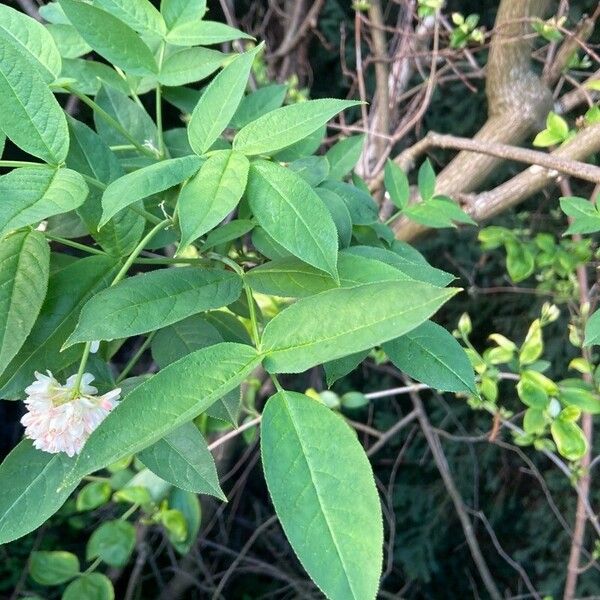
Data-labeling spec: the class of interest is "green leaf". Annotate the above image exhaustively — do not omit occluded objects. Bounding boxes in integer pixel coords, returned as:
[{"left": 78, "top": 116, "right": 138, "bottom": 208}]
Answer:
[
  {"left": 166, "top": 20, "right": 252, "bottom": 46},
  {"left": 247, "top": 160, "right": 339, "bottom": 279},
  {"left": 0, "top": 231, "right": 49, "bottom": 378},
  {"left": 204, "top": 311, "right": 251, "bottom": 344},
  {"left": 139, "top": 422, "right": 225, "bottom": 499},
  {"left": 0, "top": 440, "right": 78, "bottom": 544},
  {"left": 63, "top": 574, "right": 114, "bottom": 600},
  {"left": 65, "top": 267, "right": 243, "bottom": 346},
  {"left": 234, "top": 99, "right": 360, "bottom": 156},
  {"left": 523, "top": 408, "right": 546, "bottom": 435},
  {"left": 0, "top": 4, "right": 61, "bottom": 82},
  {"left": 560, "top": 196, "right": 600, "bottom": 235},
  {"left": 100, "top": 156, "right": 201, "bottom": 226},
  {"left": 178, "top": 150, "right": 249, "bottom": 247},
  {"left": 261, "top": 281, "right": 458, "bottom": 373},
  {"left": 161, "top": 0, "right": 207, "bottom": 29},
  {"left": 584, "top": 309, "right": 600, "bottom": 347},
  {"left": 0, "top": 167, "right": 88, "bottom": 238},
  {"left": 29, "top": 551, "right": 79, "bottom": 585},
  {"left": 67, "top": 117, "right": 145, "bottom": 257},
  {"left": 246, "top": 251, "right": 413, "bottom": 298},
  {"left": 316, "top": 188, "right": 353, "bottom": 248},
  {"left": 325, "top": 134, "right": 365, "bottom": 180},
  {"left": 76, "top": 481, "right": 111, "bottom": 511},
  {"left": 230, "top": 84, "right": 288, "bottom": 129},
  {"left": 273, "top": 123, "right": 326, "bottom": 162},
  {"left": 94, "top": 85, "right": 157, "bottom": 150},
  {"left": 0, "top": 35, "right": 68, "bottom": 164},
  {"left": 159, "top": 47, "right": 226, "bottom": 87},
  {"left": 188, "top": 46, "right": 259, "bottom": 155},
  {"left": 505, "top": 239, "right": 535, "bottom": 282},
  {"left": 551, "top": 419, "right": 587, "bottom": 461},
  {"left": 383, "top": 321, "right": 476, "bottom": 393},
  {"left": 417, "top": 159, "right": 436, "bottom": 201},
  {"left": 261, "top": 391, "right": 382, "bottom": 600},
  {"left": 66, "top": 344, "right": 260, "bottom": 482},
  {"left": 59, "top": 0, "right": 157, "bottom": 76},
  {"left": 200, "top": 219, "right": 254, "bottom": 252},
  {"left": 546, "top": 111, "right": 569, "bottom": 139},
  {"left": 319, "top": 180, "right": 379, "bottom": 225},
  {"left": 93, "top": 0, "right": 166, "bottom": 36},
  {"left": 289, "top": 156, "right": 330, "bottom": 187},
  {"left": 344, "top": 245, "right": 454, "bottom": 287},
  {"left": 87, "top": 520, "right": 136, "bottom": 567},
  {"left": 0, "top": 255, "right": 118, "bottom": 399},
  {"left": 404, "top": 197, "right": 475, "bottom": 228},
  {"left": 558, "top": 382, "right": 600, "bottom": 414},
  {"left": 39, "top": 2, "right": 70, "bottom": 23},
  {"left": 384, "top": 160, "right": 409, "bottom": 210},
  {"left": 151, "top": 315, "right": 223, "bottom": 368},
  {"left": 532, "top": 129, "right": 564, "bottom": 147},
  {"left": 46, "top": 23, "right": 91, "bottom": 59},
  {"left": 168, "top": 488, "right": 201, "bottom": 554},
  {"left": 324, "top": 351, "right": 370, "bottom": 387}
]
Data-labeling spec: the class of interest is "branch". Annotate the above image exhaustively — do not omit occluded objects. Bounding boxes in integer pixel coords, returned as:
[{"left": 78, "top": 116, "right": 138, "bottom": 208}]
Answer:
[
  {"left": 389, "top": 0, "right": 554, "bottom": 240},
  {"left": 409, "top": 390, "right": 503, "bottom": 600},
  {"left": 563, "top": 180, "right": 595, "bottom": 600},
  {"left": 394, "top": 130, "right": 600, "bottom": 184},
  {"left": 468, "top": 122, "right": 600, "bottom": 222}
]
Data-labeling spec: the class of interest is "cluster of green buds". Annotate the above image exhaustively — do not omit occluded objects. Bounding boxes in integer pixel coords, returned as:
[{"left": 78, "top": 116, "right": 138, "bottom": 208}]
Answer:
[
  {"left": 416, "top": 0, "right": 443, "bottom": 18},
  {"left": 450, "top": 13, "right": 485, "bottom": 48},
  {"left": 532, "top": 15, "right": 567, "bottom": 42},
  {"left": 456, "top": 304, "right": 600, "bottom": 462},
  {"left": 479, "top": 225, "right": 592, "bottom": 296}
]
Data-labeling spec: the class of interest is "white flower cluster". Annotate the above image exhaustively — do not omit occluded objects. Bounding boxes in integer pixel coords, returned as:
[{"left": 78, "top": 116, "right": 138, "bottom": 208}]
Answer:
[{"left": 21, "top": 371, "right": 120, "bottom": 457}]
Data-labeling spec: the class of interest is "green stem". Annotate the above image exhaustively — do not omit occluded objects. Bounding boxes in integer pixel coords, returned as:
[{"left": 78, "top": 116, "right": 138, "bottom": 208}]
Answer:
[
  {"left": 72, "top": 219, "right": 170, "bottom": 394},
  {"left": 110, "top": 144, "right": 138, "bottom": 152},
  {"left": 120, "top": 503, "right": 139, "bottom": 521},
  {"left": 65, "top": 86, "right": 157, "bottom": 159},
  {"left": 244, "top": 281, "right": 261, "bottom": 348},
  {"left": 71, "top": 342, "right": 93, "bottom": 396},
  {"left": 44, "top": 233, "right": 107, "bottom": 256},
  {"left": 271, "top": 374, "right": 283, "bottom": 392},
  {"left": 385, "top": 211, "right": 401, "bottom": 225},
  {"left": 131, "top": 205, "right": 164, "bottom": 226},
  {"left": 0, "top": 160, "right": 46, "bottom": 169},
  {"left": 116, "top": 332, "right": 156, "bottom": 384},
  {"left": 112, "top": 219, "right": 170, "bottom": 286},
  {"left": 81, "top": 173, "right": 107, "bottom": 191},
  {"left": 156, "top": 42, "right": 166, "bottom": 159},
  {"left": 135, "top": 257, "right": 210, "bottom": 266},
  {"left": 84, "top": 558, "right": 102, "bottom": 575}
]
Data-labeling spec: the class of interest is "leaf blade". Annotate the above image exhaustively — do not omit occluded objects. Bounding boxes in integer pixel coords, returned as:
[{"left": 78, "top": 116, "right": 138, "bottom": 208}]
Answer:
[
  {"left": 261, "top": 391, "right": 383, "bottom": 600},
  {"left": 65, "top": 267, "right": 243, "bottom": 346},
  {"left": 233, "top": 98, "right": 361, "bottom": 156},
  {"left": 261, "top": 281, "right": 458, "bottom": 373}
]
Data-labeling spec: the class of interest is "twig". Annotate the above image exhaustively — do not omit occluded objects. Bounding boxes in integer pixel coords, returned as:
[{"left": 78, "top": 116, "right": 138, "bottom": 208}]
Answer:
[
  {"left": 409, "top": 389, "right": 503, "bottom": 600},
  {"left": 211, "top": 515, "right": 278, "bottom": 599},
  {"left": 395, "top": 130, "right": 600, "bottom": 184},
  {"left": 562, "top": 179, "right": 595, "bottom": 600},
  {"left": 207, "top": 417, "right": 261, "bottom": 452},
  {"left": 367, "top": 409, "right": 419, "bottom": 457}
]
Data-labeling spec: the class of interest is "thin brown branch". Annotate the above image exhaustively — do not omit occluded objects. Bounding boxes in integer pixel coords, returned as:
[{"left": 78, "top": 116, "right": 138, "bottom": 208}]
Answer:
[
  {"left": 409, "top": 390, "right": 503, "bottom": 600},
  {"left": 395, "top": 130, "right": 600, "bottom": 184}
]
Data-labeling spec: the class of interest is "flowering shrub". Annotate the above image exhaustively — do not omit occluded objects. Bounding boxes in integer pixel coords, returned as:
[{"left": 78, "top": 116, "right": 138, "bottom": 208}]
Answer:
[{"left": 0, "top": 1, "right": 470, "bottom": 597}]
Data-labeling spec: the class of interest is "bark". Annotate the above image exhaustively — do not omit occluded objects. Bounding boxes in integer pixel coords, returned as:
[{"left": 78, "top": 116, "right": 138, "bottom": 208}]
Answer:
[{"left": 391, "top": 0, "right": 555, "bottom": 240}]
